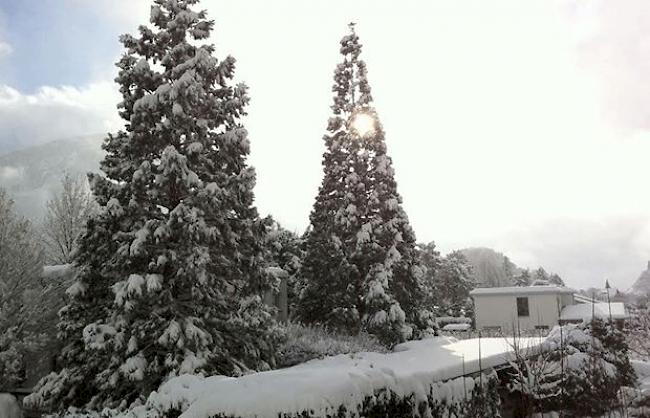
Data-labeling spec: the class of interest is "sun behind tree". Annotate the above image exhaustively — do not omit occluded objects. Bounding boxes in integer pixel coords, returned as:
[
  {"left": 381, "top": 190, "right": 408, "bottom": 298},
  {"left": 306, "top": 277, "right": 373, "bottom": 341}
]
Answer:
[{"left": 299, "top": 24, "right": 434, "bottom": 345}]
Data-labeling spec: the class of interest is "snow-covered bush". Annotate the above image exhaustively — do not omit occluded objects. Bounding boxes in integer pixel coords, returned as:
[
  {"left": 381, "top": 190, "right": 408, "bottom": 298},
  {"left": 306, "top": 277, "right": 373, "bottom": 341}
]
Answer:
[
  {"left": 626, "top": 307, "right": 650, "bottom": 361},
  {"left": 110, "top": 370, "right": 501, "bottom": 418},
  {"left": 89, "top": 373, "right": 501, "bottom": 418},
  {"left": 622, "top": 360, "right": 650, "bottom": 417},
  {"left": 0, "top": 342, "right": 24, "bottom": 388},
  {"left": 276, "top": 322, "right": 386, "bottom": 368},
  {"left": 506, "top": 320, "right": 636, "bottom": 416},
  {"left": 56, "top": 336, "right": 512, "bottom": 418},
  {"left": 197, "top": 372, "right": 501, "bottom": 418}
]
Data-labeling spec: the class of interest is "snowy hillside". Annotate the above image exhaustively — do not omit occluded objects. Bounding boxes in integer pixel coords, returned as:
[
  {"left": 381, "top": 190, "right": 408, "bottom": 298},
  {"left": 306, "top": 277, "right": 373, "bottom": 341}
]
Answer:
[
  {"left": 0, "top": 135, "right": 104, "bottom": 219},
  {"left": 460, "top": 247, "right": 517, "bottom": 287},
  {"left": 631, "top": 262, "right": 650, "bottom": 296}
]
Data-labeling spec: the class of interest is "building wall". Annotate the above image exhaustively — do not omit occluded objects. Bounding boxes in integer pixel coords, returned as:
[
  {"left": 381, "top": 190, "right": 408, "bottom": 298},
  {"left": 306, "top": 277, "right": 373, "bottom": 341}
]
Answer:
[
  {"left": 263, "top": 277, "right": 288, "bottom": 323},
  {"left": 473, "top": 292, "right": 573, "bottom": 332}
]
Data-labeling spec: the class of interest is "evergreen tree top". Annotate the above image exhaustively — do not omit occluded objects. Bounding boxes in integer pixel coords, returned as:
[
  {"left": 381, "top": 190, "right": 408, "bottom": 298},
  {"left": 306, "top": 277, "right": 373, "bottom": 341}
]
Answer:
[{"left": 331, "top": 23, "right": 373, "bottom": 118}]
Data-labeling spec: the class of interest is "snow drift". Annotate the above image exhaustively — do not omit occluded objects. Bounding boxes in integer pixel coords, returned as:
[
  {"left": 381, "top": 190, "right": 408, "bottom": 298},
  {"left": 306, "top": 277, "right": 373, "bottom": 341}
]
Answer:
[{"left": 115, "top": 336, "right": 541, "bottom": 418}]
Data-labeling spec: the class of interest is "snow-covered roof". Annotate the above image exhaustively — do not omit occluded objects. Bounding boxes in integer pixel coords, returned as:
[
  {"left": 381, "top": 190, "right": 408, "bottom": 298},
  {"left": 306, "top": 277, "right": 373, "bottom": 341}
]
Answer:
[
  {"left": 573, "top": 294, "right": 598, "bottom": 304},
  {"left": 469, "top": 285, "right": 575, "bottom": 297},
  {"left": 178, "top": 336, "right": 543, "bottom": 418},
  {"left": 435, "top": 316, "right": 471, "bottom": 325},
  {"left": 41, "top": 264, "right": 75, "bottom": 279},
  {"left": 560, "top": 302, "right": 628, "bottom": 321},
  {"left": 441, "top": 323, "right": 471, "bottom": 331}
]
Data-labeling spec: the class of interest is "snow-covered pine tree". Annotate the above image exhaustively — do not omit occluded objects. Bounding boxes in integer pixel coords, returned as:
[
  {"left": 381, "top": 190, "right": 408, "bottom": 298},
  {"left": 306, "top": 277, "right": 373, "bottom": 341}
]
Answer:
[
  {"left": 28, "top": 0, "right": 280, "bottom": 410},
  {"left": 299, "top": 24, "right": 432, "bottom": 345},
  {"left": 26, "top": 194, "right": 120, "bottom": 410},
  {"left": 298, "top": 24, "right": 371, "bottom": 332},
  {"left": 513, "top": 269, "right": 531, "bottom": 287},
  {"left": 416, "top": 241, "right": 441, "bottom": 310},
  {"left": 432, "top": 251, "right": 474, "bottom": 316},
  {"left": 548, "top": 273, "right": 565, "bottom": 287},
  {"left": 263, "top": 219, "right": 303, "bottom": 318},
  {"left": 533, "top": 267, "right": 549, "bottom": 283}
]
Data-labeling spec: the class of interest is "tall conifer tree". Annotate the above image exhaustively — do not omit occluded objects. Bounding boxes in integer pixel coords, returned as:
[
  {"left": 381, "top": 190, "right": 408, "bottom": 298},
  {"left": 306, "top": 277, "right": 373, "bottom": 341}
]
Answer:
[
  {"left": 28, "top": 0, "right": 280, "bottom": 410},
  {"left": 299, "top": 24, "right": 433, "bottom": 345}
]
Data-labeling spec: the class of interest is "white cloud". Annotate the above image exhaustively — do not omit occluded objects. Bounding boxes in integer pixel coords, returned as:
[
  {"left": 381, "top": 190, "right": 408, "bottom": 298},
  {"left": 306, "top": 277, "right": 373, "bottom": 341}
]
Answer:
[
  {"left": 562, "top": 0, "right": 650, "bottom": 132},
  {"left": 0, "top": 81, "right": 120, "bottom": 153},
  {"left": 0, "top": 165, "right": 21, "bottom": 181}
]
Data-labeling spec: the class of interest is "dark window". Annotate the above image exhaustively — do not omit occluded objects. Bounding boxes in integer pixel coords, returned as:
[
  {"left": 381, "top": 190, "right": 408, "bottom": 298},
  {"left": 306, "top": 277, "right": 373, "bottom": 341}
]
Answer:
[
  {"left": 535, "top": 325, "right": 549, "bottom": 330},
  {"left": 517, "top": 297, "right": 529, "bottom": 317}
]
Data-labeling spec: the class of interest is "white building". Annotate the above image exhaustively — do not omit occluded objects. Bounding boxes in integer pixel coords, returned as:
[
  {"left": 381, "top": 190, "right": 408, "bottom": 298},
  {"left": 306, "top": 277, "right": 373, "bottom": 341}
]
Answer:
[
  {"left": 470, "top": 285, "right": 630, "bottom": 332},
  {"left": 559, "top": 302, "right": 628, "bottom": 324},
  {"left": 469, "top": 285, "right": 575, "bottom": 332}
]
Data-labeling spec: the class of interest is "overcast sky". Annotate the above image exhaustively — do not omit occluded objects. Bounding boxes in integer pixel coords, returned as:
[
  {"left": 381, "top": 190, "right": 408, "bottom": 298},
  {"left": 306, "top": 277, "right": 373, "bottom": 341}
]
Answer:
[{"left": 1, "top": 0, "right": 649, "bottom": 289}]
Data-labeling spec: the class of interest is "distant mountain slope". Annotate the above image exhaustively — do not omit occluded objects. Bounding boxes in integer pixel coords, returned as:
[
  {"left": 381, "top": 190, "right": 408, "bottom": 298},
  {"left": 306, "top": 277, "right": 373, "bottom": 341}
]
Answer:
[
  {"left": 631, "top": 261, "right": 650, "bottom": 296},
  {"left": 0, "top": 135, "right": 105, "bottom": 220},
  {"left": 459, "top": 247, "right": 517, "bottom": 287}
]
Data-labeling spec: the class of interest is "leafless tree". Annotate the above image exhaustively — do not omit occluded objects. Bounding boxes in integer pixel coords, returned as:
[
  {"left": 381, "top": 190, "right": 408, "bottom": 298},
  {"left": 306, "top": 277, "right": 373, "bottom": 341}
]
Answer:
[
  {"left": 42, "top": 173, "right": 96, "bottom": 265},
  {"left": 505, "top": 329, "right": 561, "bottom": 416},
  {"left": 0, "top": 189, "right": 45, "bottom": 387}
]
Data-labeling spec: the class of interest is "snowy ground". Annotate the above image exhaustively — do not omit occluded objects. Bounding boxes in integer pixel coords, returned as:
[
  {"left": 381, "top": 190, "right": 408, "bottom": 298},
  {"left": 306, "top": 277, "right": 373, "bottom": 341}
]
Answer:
[{"left": 122, "top": 336, "right": 543, "bottom": 418}]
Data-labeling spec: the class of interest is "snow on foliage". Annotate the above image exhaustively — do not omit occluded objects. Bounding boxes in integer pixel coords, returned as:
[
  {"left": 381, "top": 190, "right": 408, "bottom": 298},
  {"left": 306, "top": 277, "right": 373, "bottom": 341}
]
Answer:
[
  {"left": 109, "top": 336, "right": 514, "bottom": 418},
  {"left": 507, "top": 320, "right": 636, "bottom": 416},
  {"left": 82, "top": 323, "right": 117, "bottom": 350},
  {"left": 65, "top": 280, "right": 87, "bottom": 298},
  {"left": 27, "top": 0, "right": 281, "bottom": 411},
  {"left": 298, "top": 24, "right": 433, "bottom": 345}
]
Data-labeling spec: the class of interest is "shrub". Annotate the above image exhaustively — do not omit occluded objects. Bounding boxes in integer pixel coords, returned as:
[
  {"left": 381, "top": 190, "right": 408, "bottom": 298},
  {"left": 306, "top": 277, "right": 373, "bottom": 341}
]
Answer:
[
  {"left": 276, "top": 322, "right": 386, "bottom": 368},
  {"left": 506, "top": 320, "right": 637, "bottom": 416}
]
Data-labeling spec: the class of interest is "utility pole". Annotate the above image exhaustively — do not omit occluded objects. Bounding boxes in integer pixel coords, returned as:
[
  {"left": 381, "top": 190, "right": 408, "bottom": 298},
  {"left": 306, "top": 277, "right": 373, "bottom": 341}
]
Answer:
[{"left": 606, "top": 279, "right": 613, "bottom": 323}]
